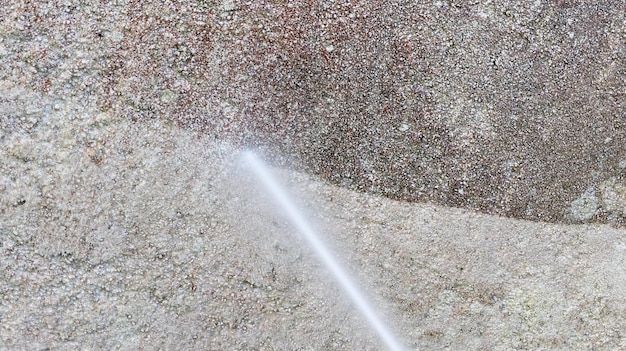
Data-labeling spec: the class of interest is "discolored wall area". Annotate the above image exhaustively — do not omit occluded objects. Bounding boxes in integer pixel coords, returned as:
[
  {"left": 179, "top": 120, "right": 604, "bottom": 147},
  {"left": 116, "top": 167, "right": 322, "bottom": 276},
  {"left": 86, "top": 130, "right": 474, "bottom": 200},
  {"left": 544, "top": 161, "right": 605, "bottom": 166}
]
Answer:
[
  {"left": 12, "top": 0, "right": 625, "bottom": 224},
  {"left": 98, "top": 0, "right": 626, "bottom": 225}
]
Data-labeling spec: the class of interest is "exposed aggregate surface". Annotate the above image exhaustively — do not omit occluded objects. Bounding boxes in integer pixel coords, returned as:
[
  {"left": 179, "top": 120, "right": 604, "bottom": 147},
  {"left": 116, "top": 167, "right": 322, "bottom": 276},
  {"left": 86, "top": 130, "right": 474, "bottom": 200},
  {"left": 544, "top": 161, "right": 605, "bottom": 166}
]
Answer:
[{"left": 2, "top": 1, "right": 626, "bottom": 350}]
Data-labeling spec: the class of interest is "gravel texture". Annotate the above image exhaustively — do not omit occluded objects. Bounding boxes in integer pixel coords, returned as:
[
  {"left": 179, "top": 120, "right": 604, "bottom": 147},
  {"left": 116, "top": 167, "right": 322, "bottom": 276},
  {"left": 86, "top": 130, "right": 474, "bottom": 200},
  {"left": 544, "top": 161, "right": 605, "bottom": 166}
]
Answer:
[{"left": 2, "top": 1, "right": 626, "bottom": 350}]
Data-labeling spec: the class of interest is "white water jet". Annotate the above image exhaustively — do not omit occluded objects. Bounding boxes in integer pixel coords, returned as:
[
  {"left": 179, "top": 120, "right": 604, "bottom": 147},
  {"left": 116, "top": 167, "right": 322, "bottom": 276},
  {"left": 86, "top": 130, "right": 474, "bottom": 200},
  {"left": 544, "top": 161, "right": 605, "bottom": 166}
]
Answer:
[{"left": 241, "top": 151, "right": 406, "bottom": 351}]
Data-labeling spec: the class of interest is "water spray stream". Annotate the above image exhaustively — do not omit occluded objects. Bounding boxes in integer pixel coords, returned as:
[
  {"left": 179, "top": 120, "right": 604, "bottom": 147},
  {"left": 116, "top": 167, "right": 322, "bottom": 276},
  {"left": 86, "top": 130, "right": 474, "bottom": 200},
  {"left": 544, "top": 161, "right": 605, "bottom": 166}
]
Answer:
[{"left": 241, "top": 151, "right": 406, "bottom": 351}]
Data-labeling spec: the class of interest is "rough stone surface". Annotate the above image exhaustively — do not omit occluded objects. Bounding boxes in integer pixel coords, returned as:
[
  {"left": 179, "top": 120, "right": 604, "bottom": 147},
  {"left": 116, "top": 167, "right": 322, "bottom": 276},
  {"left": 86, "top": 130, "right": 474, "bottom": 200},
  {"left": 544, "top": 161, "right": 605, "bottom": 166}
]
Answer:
[
  {"left": 2, "top": 1, "right": 626, "bottom": 350},
  {"left": 97, "top": 0, "right": 626, "bottom": 226},
  {"left": 2, "top": 85, "right": 626, "bottom": 349},
  {"left": 4, "top": 0, "right": 625, "bottom": 225}
]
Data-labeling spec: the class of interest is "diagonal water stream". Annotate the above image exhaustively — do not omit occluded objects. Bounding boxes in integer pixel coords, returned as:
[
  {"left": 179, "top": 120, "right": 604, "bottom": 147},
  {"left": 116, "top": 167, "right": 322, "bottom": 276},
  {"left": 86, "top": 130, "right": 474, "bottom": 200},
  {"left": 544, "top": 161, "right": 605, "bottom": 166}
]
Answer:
[{"left": 241, "top": 151, "right": 407, "bottom": 351}]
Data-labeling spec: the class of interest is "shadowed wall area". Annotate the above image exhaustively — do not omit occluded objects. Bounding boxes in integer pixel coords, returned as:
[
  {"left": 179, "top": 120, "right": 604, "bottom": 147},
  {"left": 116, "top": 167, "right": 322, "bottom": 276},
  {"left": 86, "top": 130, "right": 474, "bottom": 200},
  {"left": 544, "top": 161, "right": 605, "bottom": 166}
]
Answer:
[{"left": 100, "top": 0, "right": 625, "bottom": 225}]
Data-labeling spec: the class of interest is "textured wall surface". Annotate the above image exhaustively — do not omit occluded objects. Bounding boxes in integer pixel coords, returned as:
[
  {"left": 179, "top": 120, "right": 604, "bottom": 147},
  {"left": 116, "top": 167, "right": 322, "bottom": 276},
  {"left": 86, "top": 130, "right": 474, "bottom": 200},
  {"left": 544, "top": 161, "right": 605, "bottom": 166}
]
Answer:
[
  {"left": 98, "top": 0, "right": 625, "bottom": 225},
  {"left": 2, "top": 1, "right": 626, "bottom": 350}
]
